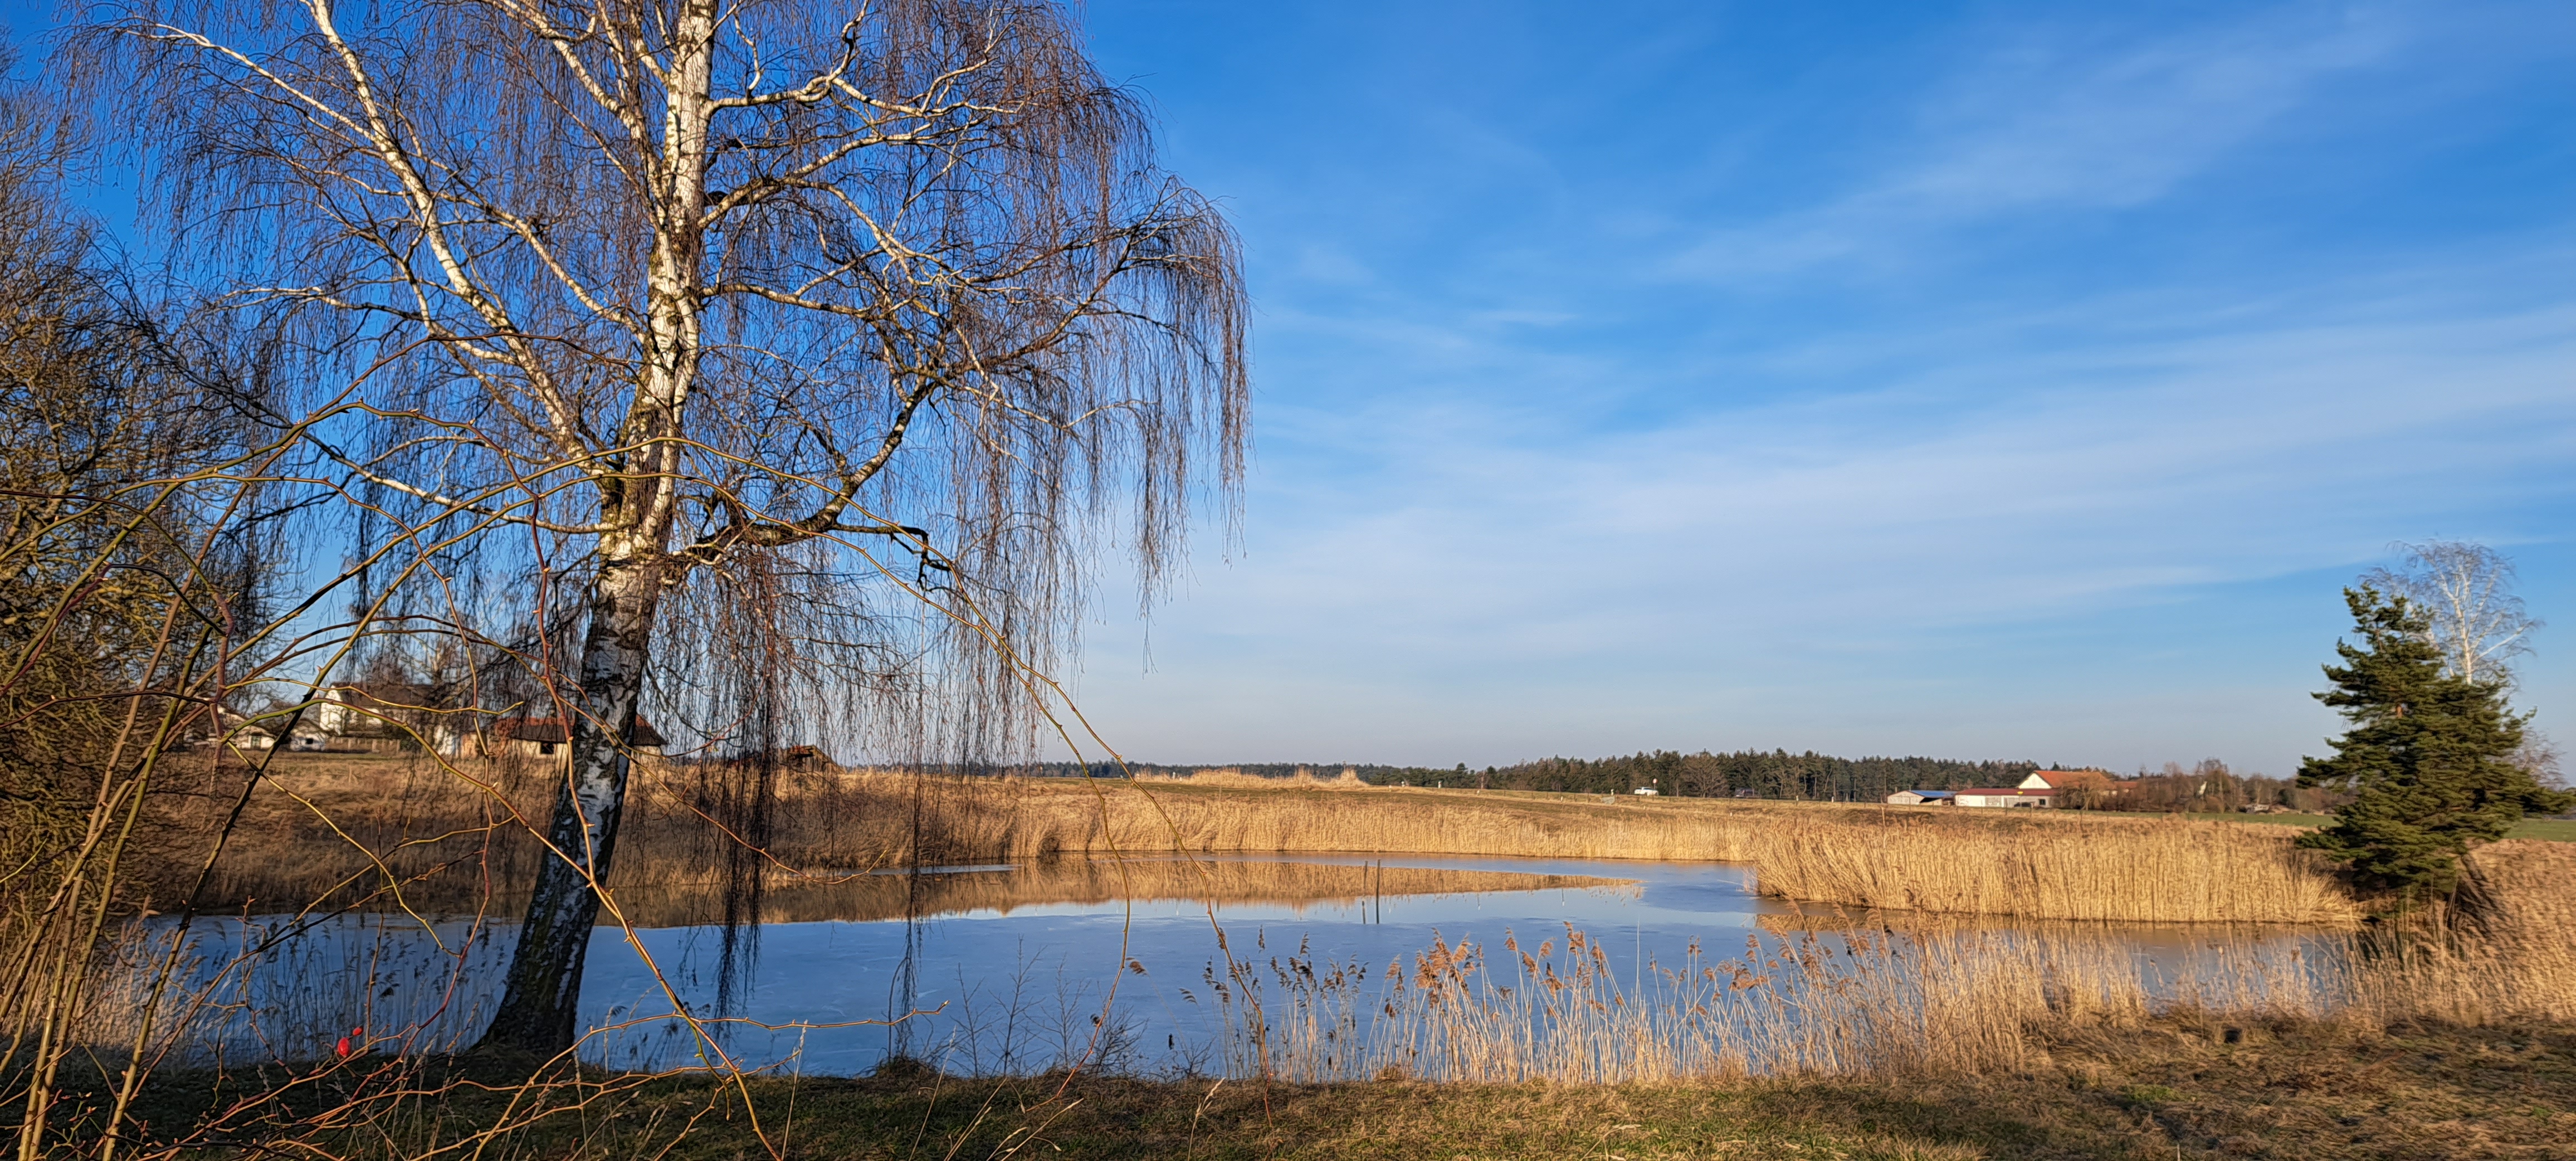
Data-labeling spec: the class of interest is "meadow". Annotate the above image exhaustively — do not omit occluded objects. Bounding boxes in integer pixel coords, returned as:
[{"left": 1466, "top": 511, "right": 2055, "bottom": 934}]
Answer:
[{"left": 31, "top": 758, "right": 2576, "bottom": 1159}]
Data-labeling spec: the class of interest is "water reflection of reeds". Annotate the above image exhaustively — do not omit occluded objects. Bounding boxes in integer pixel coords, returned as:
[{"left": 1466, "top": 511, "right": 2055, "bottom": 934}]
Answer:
[{"left": 626, "top": 858, "right": 1639, "bottom": 925}]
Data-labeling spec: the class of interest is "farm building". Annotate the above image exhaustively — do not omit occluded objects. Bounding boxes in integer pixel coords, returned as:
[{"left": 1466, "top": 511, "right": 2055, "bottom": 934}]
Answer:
[
  {"left": 1884, "top": 789, "right": 1956, "bottom": 805},
  {"left": 1955, "top": 773, "right": 2058, "bottom": 807},
  {"left": 480, "top": 715, "right": 666, "bottom": 758},
  {"left": 313, "top": 682, "right": 469, "bottom": 753}
]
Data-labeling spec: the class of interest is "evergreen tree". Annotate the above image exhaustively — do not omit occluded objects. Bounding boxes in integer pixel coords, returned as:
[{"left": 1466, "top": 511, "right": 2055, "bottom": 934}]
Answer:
[{"left": 2296, "top": 588, "right": 2574, "bottom": 893}]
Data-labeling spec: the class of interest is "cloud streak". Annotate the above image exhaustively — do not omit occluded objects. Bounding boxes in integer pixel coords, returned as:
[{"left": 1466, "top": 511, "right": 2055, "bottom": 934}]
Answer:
[
  {"left": 1668, "top": 6, "right": 2403, "bottom": 279},
  {"left": 1067, "top": 271, "right": 2576, "bottom": 768},
  {"left": 1055, "top": 0, "right": 2576, "bottom": 774}
]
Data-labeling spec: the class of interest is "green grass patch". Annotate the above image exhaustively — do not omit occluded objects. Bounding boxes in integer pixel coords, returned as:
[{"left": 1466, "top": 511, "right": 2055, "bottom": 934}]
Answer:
[
  {"left": 2510, "top": 817, "right": 2576, "bottom": 843},
  {"left": 2184, "top": 812, "right": 2576, "bottom": 842},
  {"left": 2187, "top": 811, "right": 2340, "bottom": 828}
]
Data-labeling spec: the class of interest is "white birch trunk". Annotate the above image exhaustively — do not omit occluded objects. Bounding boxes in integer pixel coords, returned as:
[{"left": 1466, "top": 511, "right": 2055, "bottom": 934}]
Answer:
[
  {"left": 479, "top": 555, "right": 662, "bottom": 1051},
  {"left": 479, "top": 1, "right": 716, "bottom": 1053}
]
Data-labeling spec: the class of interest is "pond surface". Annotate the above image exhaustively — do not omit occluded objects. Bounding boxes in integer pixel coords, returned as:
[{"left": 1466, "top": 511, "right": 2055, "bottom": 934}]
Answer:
[{"left": 144, "top": 853, "right": 2340, "bottom": 1077}]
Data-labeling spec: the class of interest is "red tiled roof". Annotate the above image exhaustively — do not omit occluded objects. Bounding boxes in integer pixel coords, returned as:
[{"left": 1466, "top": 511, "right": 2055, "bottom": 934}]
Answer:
[{"left": 2026, "top": 770, "right": 2097, "bottom": 787}]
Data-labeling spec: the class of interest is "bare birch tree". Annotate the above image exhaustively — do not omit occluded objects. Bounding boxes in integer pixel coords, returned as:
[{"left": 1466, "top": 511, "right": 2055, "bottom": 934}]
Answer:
[
  {"left": 2361, "top": 540, "right": 2541, "bottom": 687},
  {"left": 81, "top": 0, "right": 1247, "bottom": 1052}
]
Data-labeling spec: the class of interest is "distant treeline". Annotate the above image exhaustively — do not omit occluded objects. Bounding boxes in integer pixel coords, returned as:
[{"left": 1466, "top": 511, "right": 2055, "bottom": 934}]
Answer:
[
  {"left": 1014, "top": 752, "right": 2054, "bottom": 802},
  {"left": 1476, "top": 750, "right": 2052, "bottom": 801},
  {"left": 991, "top": 753, "right": 2351, "bottom": 813},
  {"left": 1009, "top": 761, "right": 1412, "bottom": 781}
]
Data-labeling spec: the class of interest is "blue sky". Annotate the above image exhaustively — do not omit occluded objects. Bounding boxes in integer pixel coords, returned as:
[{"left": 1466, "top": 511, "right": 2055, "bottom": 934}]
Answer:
[
  {"left": 1056, "top": 0, "right": 2574, "bottom": 774},
  {"left": 4, "top": 1, "right": 2567, "bottom": 775}
]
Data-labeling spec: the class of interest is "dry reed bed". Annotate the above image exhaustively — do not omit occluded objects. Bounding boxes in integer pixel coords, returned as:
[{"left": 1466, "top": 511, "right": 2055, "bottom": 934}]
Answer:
[
  {"left": 195, "top": 760, "right": 1773, "bottom": 914},
  {"left": 92, "top": 770, "right": 2576, "bottom": 1085},
  {"left": 831, "top": 774, "right": 2367, "bottom": 925},
  {"left": 197, "top": 760, "right": 2463, "bottom": 928},
  {"left": 1742, "top": 812, "right": 2362, "bottom": 924},
  {"left": 2356, "top": 839, "right": 2576, "bottom": 1026},
  {"left": 1219, "top": 843, "right": 2576, "bottom": 1084}
]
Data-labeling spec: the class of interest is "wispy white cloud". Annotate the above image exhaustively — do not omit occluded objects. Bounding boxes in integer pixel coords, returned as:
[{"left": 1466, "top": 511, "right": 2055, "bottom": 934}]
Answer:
[
  {"left": 1667, "top": 6, "right": 2405, "bottom": 279},
  {"left": 1059, "top": 0, "right": 2575, "bottom": 775},
  {"left": 1066, "top": 270, "right": 2576, "bottom": 768}
]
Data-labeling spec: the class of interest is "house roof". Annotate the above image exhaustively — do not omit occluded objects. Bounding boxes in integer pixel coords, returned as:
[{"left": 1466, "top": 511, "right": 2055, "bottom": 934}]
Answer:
[
  {"left": 492, "top": 715, "right": 666, "bottom": 748},
  {"left": 330, "top": 681, "right": 450, "bottom": 709}
]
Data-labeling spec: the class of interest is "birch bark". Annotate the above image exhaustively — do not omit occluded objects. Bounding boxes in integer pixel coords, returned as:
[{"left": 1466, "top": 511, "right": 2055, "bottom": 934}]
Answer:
[{"left": 480, "top": 1, "right": 716, "bottom": 1052}]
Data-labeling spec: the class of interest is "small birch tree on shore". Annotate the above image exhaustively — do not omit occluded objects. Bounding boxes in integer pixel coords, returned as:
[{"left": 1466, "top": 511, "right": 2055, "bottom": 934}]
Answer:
[{"left": 2361, "top": 540, "right": 2542, "bottom": 686}]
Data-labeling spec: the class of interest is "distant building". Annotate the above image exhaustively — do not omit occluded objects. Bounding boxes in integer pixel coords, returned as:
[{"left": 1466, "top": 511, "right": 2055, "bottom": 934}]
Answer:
[
  {"left": 481, "top": 716, "right": 666, "bottom": 758},
  {"left": 314, "top": 682, "right": 467, "bottom": 753},
  {"left": 1884, "top": 790, "right": 1955, "bottom": 806},
  {"left": 282, "top": 728, "right": 334, "bottom": 752},
  {"left": 1955, "top": 784, "right": 2056, "bottom": 808},
  {"left": 1632, "top": 787, "right": 1659, "bottom": 796}
]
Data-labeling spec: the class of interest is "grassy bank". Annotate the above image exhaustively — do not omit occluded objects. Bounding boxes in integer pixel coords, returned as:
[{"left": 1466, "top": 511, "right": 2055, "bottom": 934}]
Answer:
[{"left": 63, "top": 1016, "right": 2576, "bottom": 1159}]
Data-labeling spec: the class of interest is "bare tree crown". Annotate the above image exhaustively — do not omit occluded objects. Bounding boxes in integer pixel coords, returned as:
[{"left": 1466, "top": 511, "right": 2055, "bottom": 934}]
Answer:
[
  {"left": 79, "top": 1, "right": 1250, "bottom": 1051},
  {"left": 88, "top": 0, "right": 1246, "bottom": 727},
  {"left": 2360, "top": 540, "right": 2541, "bottom": 687}
]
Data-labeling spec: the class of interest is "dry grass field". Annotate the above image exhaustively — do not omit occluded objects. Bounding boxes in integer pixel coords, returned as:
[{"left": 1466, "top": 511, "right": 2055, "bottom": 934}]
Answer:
[
  {"left": 55, "top": 1014, "right": 2567, "bottom": 1160},
  {"left": 179, "top": 755, "right": 2546, "bottom": 930}
]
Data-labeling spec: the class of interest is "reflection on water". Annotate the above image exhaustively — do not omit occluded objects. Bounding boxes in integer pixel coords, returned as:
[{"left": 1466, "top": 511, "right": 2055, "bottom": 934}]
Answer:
[
  {"left": 660, "top": 856, "right": 1640, "bottom": 925},
  {"left": 127, "top": 853, "right": 2346, "bottom": 1077}
]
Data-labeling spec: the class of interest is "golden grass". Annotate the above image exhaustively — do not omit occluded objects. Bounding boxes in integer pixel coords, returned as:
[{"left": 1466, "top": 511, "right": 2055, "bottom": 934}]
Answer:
[
  {"left": 793, "top": 775, "right": 2367, "bottom": 925},
  {"left": 85, "top": 1017, "right": 2576, "bottom": 1160},
  {"left": 2346, "top": 840, "right": 2576, "bottom": 1026},
  {"left": 58, "top": 760, "right": 2576, "bottom": 1160},
  {"left": 79, "top": 763, "right": 2576, "bottom": 1102},
  {"left": 192, "top": 759, "right": 1780, "bottom": 915},
  {"left": 1740, "top": 811, "right": 2362, "bottom": 924},
  {"left": 1219, "top": 847, "right": 2576, "bottom": 1086},
  {"left": 193, "top": 758, "right": 2560, "bottom": 933}
]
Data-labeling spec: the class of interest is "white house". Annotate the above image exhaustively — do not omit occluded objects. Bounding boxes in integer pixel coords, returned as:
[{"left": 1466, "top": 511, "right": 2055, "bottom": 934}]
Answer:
[
  {"left": 313, "top": 682, "right": 472, "bottom": 753},
  {"left": 477, "top": 715, "right": 666, "bottom": 758},
  {"left": 1951, "top": 772, "right": 2057, "bottom": 808}
]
